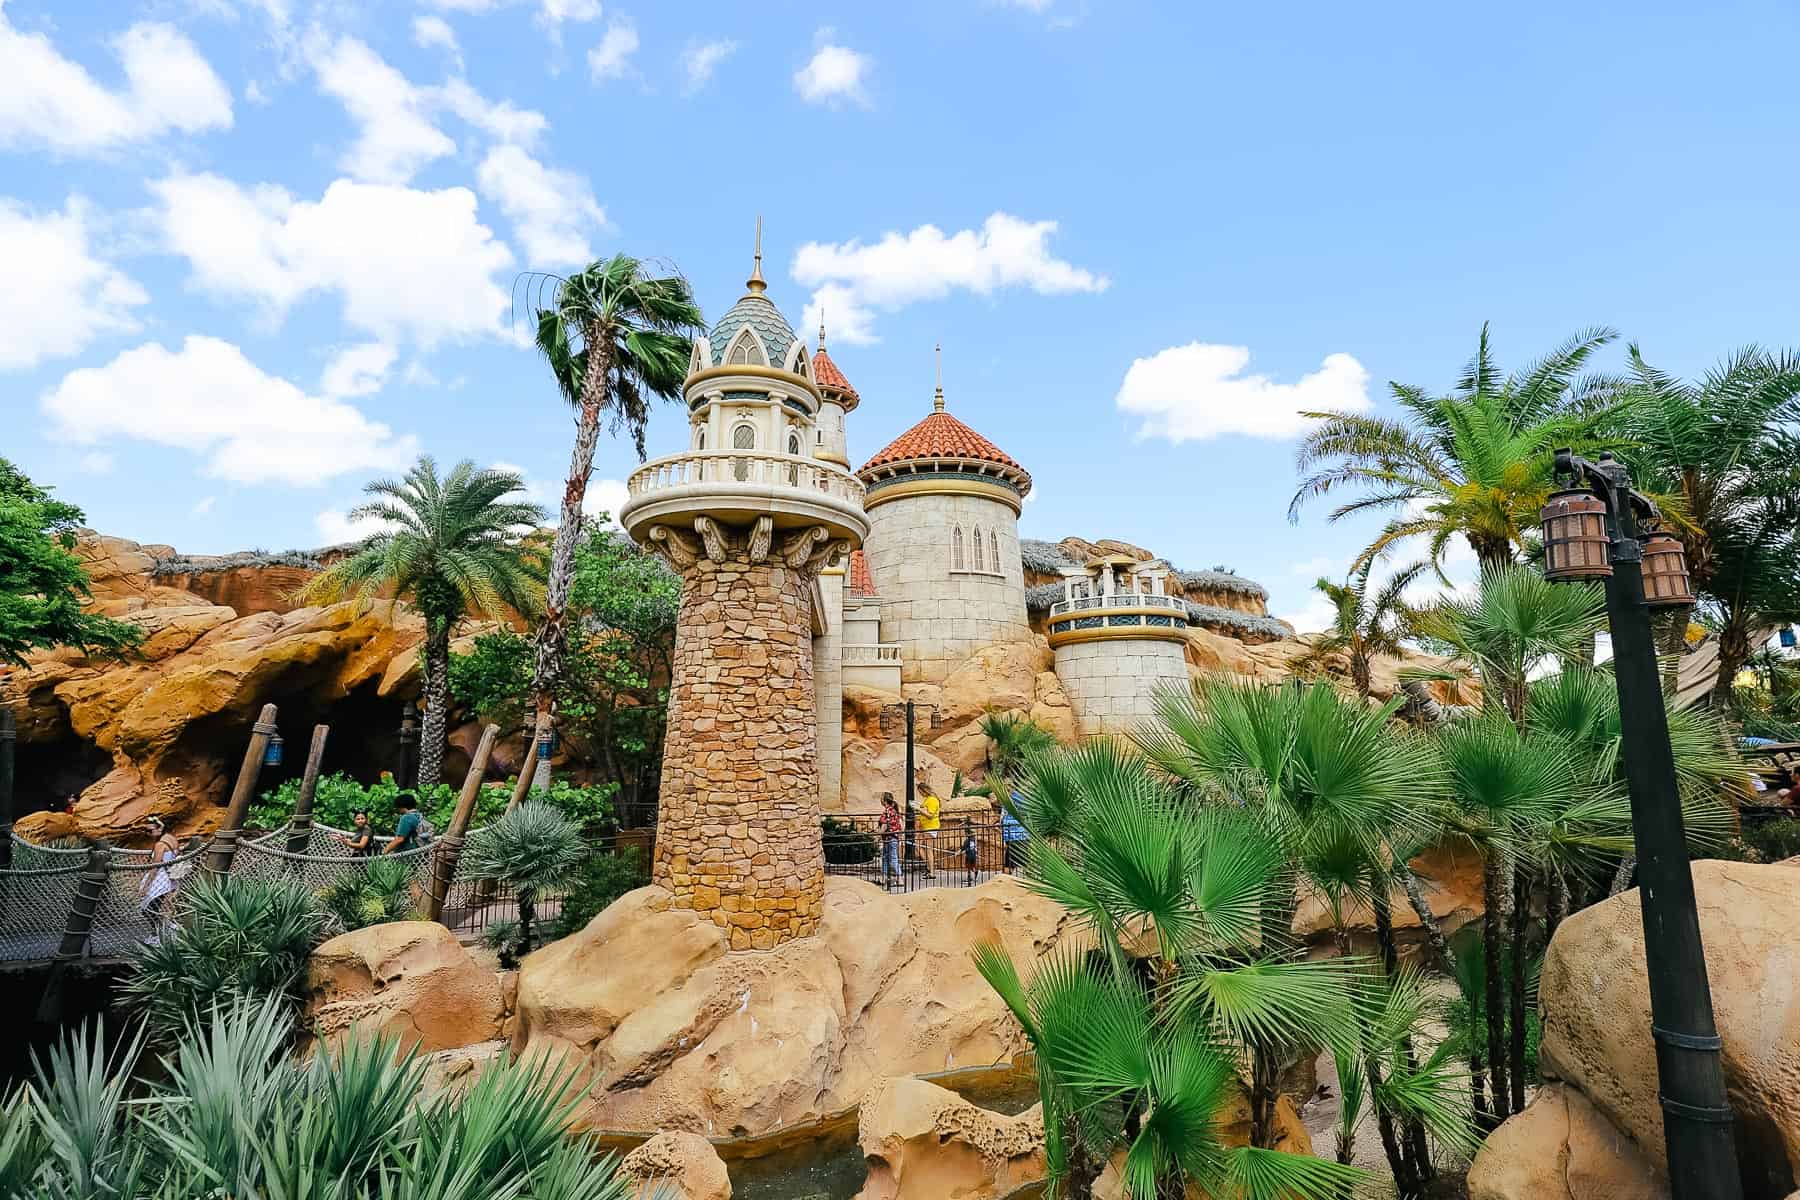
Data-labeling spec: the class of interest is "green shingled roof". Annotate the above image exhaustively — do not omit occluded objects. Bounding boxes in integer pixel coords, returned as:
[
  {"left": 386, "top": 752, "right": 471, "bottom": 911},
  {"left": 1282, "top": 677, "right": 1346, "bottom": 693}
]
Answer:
[{"left": 708, "top": 294, "right": 797, "bottom": 368}]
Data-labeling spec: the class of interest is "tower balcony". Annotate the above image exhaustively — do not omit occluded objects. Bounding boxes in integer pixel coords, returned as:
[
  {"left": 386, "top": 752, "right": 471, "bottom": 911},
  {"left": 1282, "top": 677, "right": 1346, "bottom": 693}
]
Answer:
[
  {"left": 1046, "top": 591, "right": 1191, "bottom": 648},
  {"left": 619, "top": 449, "right": 870, "bottom": 548}
]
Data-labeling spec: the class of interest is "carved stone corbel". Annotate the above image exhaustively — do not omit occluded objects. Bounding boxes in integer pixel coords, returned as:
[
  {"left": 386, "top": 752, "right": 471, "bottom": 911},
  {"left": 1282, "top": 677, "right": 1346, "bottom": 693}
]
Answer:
[
  {"left": 693, "top": 516, "right": 731, "bottom": 563},
  {"left": 806, "top": 537, "right": 853, "bottom": 576},
  {"left": 746, "top": 515, "right": 774, "bottom": 563},
  {"left": 646, "top": 524, "right": 700, "bottom": 570},
  {"left": 780, "top": 525, "right": 828, "bottom": 568}
]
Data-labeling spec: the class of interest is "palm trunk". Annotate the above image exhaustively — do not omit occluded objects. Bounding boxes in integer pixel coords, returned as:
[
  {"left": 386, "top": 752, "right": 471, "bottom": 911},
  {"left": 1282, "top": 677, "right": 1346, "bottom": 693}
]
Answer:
[
  {"left": 1508, "top": 864, "right": 1531, "bottom": 1113},
  {"left": 1400, "top": 679, "right": 1449, "bottom": 727},
  {"left": 1711, "top": 610, "right": 1755, "bottom": 707},
  {"left": 1655, "top": 607, "right": 1690, "bottom": 697},
  {"left": 531, "top": 325, "right": 614, "bottom": 784},
  {"left": 1351, "top": 653, "right": 1372, "bottom": 702},
  {"left": 1609, "top": 855, "right": 1636, "bottom": 897},
  {"left": 418, "top": 623, "right": 452, "bottom": 789},
  {"left": 1370, "top": 866, "right": 1435, "bottom": 1187},
  {"left": 1396, "top": 854, "right": 1456, "bottom": 975},
  {"left": 1480, "top": 854, "right": 1510, "bottom": 1126},
  {"left": 1250, "top": 877, "right": 1299, "bottom": 1149},
  {"left": 1545, "top": 871, "right": 1568, "bottom": 943}
]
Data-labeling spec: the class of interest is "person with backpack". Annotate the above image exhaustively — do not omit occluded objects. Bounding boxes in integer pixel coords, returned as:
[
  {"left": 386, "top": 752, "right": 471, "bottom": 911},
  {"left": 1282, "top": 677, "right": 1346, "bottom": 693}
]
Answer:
[
  {"left": 384, "top": 792, "right": 425, "bottom": 853},
  {"left": 878, "top": 794, "right": 904, "bottom": 889}
]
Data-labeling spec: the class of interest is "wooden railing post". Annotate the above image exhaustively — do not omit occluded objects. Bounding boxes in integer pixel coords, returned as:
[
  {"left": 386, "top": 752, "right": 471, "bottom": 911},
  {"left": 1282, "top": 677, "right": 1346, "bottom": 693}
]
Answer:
[
  {"left": 505, "top": 712, "right": 550, "bottom": 814},
  {"left": 36, "top": 843, "right": 112, "bottom": 1022},
  {"left": 428, "top": 724, "right": 498, "bottom": 924},
  {"left": 207, "top": 703, "right": 279, "bottom": 877},
  {"left": 286, "top": 725, "right": 330, "bottom": 855},
  {"left": 0, "top": 709, "right": 15, "bottom": 871}
]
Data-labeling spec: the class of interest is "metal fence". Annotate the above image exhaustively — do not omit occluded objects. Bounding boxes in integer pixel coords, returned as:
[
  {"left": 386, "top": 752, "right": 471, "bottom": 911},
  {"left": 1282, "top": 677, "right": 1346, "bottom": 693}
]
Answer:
[{"left": 821, "top": 815, "right": 1016, "bottom": 893}]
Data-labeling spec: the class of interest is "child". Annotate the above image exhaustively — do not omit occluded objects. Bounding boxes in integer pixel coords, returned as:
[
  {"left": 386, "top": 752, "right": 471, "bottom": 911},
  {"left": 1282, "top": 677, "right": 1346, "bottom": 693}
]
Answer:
[{"left": 961, "top": 820, "right": 979, "bottom": 884}]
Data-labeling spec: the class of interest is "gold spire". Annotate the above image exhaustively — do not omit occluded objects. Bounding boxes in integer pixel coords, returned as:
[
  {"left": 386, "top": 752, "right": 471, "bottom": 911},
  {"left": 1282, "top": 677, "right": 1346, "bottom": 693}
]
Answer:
[
  {"left": 933, "top": 343, "right": 945, "bottom": 413},
  {"left": 818, "top": 313, "right": 826, "bottom": 352},
  {"left": 746, "top": 215, "right": 766, "bottom": 294}
]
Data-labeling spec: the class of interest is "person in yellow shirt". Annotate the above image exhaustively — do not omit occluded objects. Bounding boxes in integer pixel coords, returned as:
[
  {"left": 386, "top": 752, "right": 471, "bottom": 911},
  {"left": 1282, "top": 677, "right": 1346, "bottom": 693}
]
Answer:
[{"left": 916, "top": 780, "right": 941, "bottom": 878}]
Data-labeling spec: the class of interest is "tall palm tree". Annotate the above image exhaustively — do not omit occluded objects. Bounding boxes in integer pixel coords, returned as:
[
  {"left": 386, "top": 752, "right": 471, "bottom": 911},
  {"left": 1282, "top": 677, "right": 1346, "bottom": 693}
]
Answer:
[
  {"left": 526, "top": 255, "right": 704, "bottom": 762},
  {"left": 299, "top": 457, "right": 544, "bottom": 788},
  {"left": 1292, "top": 560, "right": 1428, "bottom": 699},
  {"left": 1291, "top": 325, "right": 1630, "bottom": 573}
]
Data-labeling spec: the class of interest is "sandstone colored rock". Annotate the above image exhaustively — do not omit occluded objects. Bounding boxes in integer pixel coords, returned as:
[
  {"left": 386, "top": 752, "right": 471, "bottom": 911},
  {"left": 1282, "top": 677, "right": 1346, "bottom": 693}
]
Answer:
[
  {"left": 303, "top": 921, "right": 504, "bottom": 1054},
  {"left": 1292, "top": 838, "right": 1485, "bottom": 948},
  {"left": 1467, "top": 1083, "right": 1664, "bottom": 1200},
  {"left": 935, "top": 639, "right": 1052, "bottom": 731},
  {"left": 841, "top": 738, "right": 956, "bottom": 813},
  {"left": 1538, "top": 857, "right": 1800, "bottom": 1187},
  {"left": 854, "top": 1076, "right": 1045, "bottom": 1200},
  {"left": 620, "top": 1131, "right": 732, "bottom": 1200},
  {"left": 511, "top": 875, "right": 1077, "bottom": 1138}
]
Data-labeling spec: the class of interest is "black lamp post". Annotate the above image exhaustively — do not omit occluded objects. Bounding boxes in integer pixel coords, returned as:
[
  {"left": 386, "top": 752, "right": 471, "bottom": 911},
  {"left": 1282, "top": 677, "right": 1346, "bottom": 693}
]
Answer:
[
  {"left": 1542, "top": 449, "right": 1741, "bottom": 1199},
  {"left": 396, "top": 701, "right": 419, "bottom": 791}
]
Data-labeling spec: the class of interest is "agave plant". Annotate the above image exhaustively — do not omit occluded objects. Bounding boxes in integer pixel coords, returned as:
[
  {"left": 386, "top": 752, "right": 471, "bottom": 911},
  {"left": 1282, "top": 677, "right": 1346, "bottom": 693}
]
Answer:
[
  {"left": 4, "top": 996, "right": 638, "bottom": 1200},
  {"left": 460, "top": 802, "right": 587, "bottom": 966}
]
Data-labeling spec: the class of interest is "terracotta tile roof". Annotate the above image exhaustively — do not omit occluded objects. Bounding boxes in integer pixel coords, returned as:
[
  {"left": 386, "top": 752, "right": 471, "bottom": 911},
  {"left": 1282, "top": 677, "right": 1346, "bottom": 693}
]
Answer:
[
  {"left": 848, "top": 549, "right": 877, "bottom": 596},
  {"left": 812, "top": 346, "right": 857, "bottom": 400},
  {"left": 858, "top": 411, "right": 1023, "bottom": 474}
]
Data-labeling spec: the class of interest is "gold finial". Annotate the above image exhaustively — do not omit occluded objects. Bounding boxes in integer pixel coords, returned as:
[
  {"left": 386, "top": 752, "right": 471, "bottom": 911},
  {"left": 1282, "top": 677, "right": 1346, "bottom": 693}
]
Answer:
[
  {"left": 933, "top": 343, "right": 945, "bottom": 413},
  {"left": 818, "top": 313, "right": 826, "bottom": 352},
  {"left": 746, "top": 215, "right": 766, "bottom": 294}
]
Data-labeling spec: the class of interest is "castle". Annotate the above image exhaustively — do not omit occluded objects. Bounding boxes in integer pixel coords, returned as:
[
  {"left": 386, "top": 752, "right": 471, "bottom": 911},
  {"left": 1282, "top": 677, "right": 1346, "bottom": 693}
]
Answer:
[{"left": 618, "top": 238, "right": 1282, "bottom": 851}]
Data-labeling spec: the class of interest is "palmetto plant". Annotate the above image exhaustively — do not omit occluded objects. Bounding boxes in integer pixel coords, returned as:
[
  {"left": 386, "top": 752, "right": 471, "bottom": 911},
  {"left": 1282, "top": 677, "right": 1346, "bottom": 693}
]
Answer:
[
  {"left": 460, "top": 802, "right": 587, "bottom": 965},
  {"left": 3, "top": 996, "right": 638, "bottom": 1200},
  {"left": 321, "top": 856, "right": 421, "bottom": 932},
  {"left": 1291, "top": 324, "right": 1631, "bottom": 573},
  {"left": 979, "top": 710, "right": 1060, "bottom": 796},
  {"left": 525, "top": 255, "right": 705, "bottom": 765},
  {"left": 1291, "top": 560, "right": 1429, "bottom": 699},
  {"left": 976, "top": 738, "right": 1368, "bottom": 1200},
  {"left": 118, "top": 874, "right": 325, "bottom": 1040},
  {"left": 298, "top": 456, "right": 545, "bottom": 788}
]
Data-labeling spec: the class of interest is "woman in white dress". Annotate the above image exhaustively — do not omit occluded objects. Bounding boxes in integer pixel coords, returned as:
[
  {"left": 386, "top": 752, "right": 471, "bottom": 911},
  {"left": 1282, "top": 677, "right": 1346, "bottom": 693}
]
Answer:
[{"left": 139, "top": 815, "right": 179, "bottom": 939}]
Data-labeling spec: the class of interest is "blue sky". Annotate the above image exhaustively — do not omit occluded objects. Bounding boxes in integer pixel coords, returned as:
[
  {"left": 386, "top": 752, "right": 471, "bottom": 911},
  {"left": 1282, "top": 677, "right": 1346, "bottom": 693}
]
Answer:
[{"left": 4, "top": 0, "right": 1797, "bottom": 631}]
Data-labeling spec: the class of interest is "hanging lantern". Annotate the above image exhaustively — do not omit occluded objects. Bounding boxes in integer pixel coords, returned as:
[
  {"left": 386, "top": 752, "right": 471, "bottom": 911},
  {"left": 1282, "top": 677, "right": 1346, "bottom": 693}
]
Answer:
[
  {"left": 1781, "top": 628, "right": 1797, "bottom": 649},
  {"left": 1540, "top": 488, "right": 1613, "bottom": 581},
  {"left": 1641, "top": 532, "right": 1696, "bottom": 608},
  {"left": 263, "top": 731, "right": 285, "bottom": 767},
  {"left": 536, "top": 727, "right": 559, "bottom": 760}
]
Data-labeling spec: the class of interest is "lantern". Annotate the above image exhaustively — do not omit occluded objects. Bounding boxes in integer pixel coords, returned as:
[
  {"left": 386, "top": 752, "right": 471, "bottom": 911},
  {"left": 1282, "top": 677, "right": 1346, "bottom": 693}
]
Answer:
[
  {"left": 263, "top": 731, "right": 285, "bottom": 767},
  {"left": 1781, "top": 628, "right": 1796, "bottom": 649},
  {"left": 1641, "top": 532, "right": 1696, "bottom": 608},
  {"left": 537, "top": 726, "right": 559, "bottom": 760},
  {"left": 1540, "top": 488, "right": 1613, "bottom": 581}
]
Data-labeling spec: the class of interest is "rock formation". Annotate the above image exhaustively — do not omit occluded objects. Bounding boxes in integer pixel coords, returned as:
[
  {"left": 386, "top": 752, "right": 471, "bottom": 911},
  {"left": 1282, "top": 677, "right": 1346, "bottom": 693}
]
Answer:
[
  {"left": 1467, "top": 857, "right": 1800, "bottom": 1199},
  {"left": 509, "top": 874, "right": 1080, "bottom": 1138},
  {"left": 303, "top": 921, "right": 505, "bottom": 1054},
  {"left": 620, "top": 1131, "right": 733, "bottom": 1200},
  {"left": 854, "top": 1076, "right": 1046, "bottom": 1200}
]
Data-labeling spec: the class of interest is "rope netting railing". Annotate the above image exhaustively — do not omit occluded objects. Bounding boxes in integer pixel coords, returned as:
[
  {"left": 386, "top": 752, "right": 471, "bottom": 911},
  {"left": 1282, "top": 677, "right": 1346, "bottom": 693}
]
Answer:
[
  {"left": 233, "top": 826, "right": 437, "bottom": 922},
  {"left": 9, "top": 832, "right": 149, "bottom": 870},
  {"left": 87, "top": 843, "right": 209, "bottom": 958},
  {"left": 0, "top": 861, "right": 85, "bottom": 961}
]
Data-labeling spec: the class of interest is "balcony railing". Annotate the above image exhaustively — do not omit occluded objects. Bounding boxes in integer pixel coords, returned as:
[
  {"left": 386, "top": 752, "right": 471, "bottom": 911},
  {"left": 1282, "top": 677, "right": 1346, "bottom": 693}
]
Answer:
[
  {"left": 626, "top": 450, "right": 867, "bottom": 506},
  {"left": 843, "top": 642, "right": 902, "bottom": 665},
  {"left": 1048, "top": 592, "right": 1186, "bottom": 619}
]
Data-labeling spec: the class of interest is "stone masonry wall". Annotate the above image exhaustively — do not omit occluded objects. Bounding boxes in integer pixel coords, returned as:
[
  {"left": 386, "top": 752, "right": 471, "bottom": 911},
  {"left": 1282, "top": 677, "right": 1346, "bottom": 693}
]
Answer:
[
  {"left": 656, "top": 550, "right": 825, "bottom": 949},
  {"left": 1052, "top": 636, "right": 1190, "bottom": 735},
  {"left": 863, "top": 491, "right": 1032, "bottom": 684}
]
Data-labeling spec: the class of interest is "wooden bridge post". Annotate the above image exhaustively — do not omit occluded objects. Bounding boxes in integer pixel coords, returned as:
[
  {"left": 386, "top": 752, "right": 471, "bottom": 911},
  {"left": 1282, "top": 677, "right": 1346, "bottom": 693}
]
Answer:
[
  {"left": 0, "top": 709, "right": 14, "bottom": 871},
  {"left": 36, "top": 843, "right": 112, "bottom": 1022},
  {"left": 505, "top": 712, "right": 551, "bottom": 814},
  {"left": 428, "top": 724, "right": 498, "bottom": 924},
  {"left": 286, "top": 725, "right": 330, "bottom": 855},
  {"left": 206, "top": 703, "right": 279, "bottom": 877}
]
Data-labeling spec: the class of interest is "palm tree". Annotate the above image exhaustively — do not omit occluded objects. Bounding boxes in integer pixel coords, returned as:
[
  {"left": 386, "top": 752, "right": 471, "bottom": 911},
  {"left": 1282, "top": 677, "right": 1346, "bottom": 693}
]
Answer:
[
  {"left": 298, "top": 457, "right": 544, "bottom": 788},
  {"left": 526, "top": 255, "right": 705, "bottom": 763},
  {"left": 1292, "top": 560, "right": 1428, "bottom": 699},
  {"left": 978, "top": 710, "right": 1059, "bottom": 797},
  {"left": 1291, "top": 324, "right": 1630, "bottom": 573},
  {"left": 461, "top": 802, "right": 586, "bottom": 966},
  {"left": 978, "top": 739, "right": 1368, "bottom": 1200}
]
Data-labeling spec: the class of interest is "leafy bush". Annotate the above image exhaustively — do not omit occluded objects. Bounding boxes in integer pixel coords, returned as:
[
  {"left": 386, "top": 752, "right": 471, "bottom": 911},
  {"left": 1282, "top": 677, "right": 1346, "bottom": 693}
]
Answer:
[
  {"left": 461, "top": 803, "right": 587, "bottom": 966},
  {"left": 820, "top": 815, "right": 876, "bottom": 865},
  {"left": 551, "top": 847, "right": 650, "bottom": 938},
  {"left": 118, "top": 875, "right": 325, "bottom": 1038},
  {"left": 320, "top": 856, "right": 420, "bottom": 931},
  {"left": 8, "top": 996, "right": 636, "bottom": 1200},
  {"left": 1742, "top": 815, "right": 1800, "bottom": 863},
  {"left": 251, "top": 771, "right": 615, "bottom": 838}
]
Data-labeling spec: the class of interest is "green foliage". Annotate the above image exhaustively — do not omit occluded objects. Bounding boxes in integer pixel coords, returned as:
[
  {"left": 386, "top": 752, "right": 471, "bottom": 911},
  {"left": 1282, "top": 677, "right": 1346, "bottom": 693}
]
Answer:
[
  {"left": 461, "top": 803, "right": 587, "bottom": 964},
  {"left": 320, "top": 857, "right": 420, "bottom": 931},
  {"left": 251, "top": 771, "right": 614, "bottom": 838},
  {"left": 1717, "top": 817, "right": 1800, "bottom": 864},
  {"left": 118, "top": 875, "right": 326, "bottom": 1039},
  {"left": 820, "top": 815, "right": 877, "bottom": 865},
  {"left": 978, "top": 710, "right": 1059, "bottom": 793},
  {"left": 1291, "top": 559, "right": 1428, "bottom": 695},
  {"left": 0, "top": 457, "right": 143, "bottom": 667},
  {"left": 550, "top": 847, "right": 650, "bottom": 938},
  {"left": 6, "top": 996, "right": 635, "bottom": 1200}
]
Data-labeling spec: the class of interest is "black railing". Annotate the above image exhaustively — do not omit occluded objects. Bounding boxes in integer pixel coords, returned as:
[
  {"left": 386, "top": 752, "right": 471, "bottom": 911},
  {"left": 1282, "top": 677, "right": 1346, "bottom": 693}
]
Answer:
[{"left": 821, "top": 815, "right": 1016, "bottom": 893}]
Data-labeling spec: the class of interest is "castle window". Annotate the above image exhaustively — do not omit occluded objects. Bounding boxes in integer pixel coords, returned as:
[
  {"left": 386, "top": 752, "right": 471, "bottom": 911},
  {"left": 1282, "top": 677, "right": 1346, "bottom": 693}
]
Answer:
[
  {"left": 787, "top": 431, "right": 801, "bottom": 483},
  {"left": 972, "top": 526, "right": 985, "bottom": 572},
  {"left": 991, "top": 531, "right": 1000, "bottom": 574},
  {"left": 695, "top": 427, "right": 706, "bottom": 451},
  {"left": 727, "top": 329, "right": 766, "bottom": 366},
  {"left": 732, "top": 422, "right": 756, "bottom": 481},
  {"left": 952, "top": 527, "right": 965, "bottom": 572}
]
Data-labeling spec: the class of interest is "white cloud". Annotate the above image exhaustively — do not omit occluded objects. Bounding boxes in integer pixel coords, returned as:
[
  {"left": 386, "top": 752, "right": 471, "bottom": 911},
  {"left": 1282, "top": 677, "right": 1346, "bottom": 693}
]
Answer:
[
  {"left": 191, "top": 495, "right": 216, "bottom": 516},
  {"left": 0, "top": 196, "right": 148, "bottom": 370},
  {"left": 421, "top": 0, "right": 603, "bottom": 29},
  {"left": 477, "top": 143, "right": 605, "bottom": 265},
  {"left": 41, "top": 335, "right": 419, "bottom": 486},
  {"left": 315, "top": 506, "right": 393, "bottom": 544},
  {"left": 587, "top": 19, "right": 637, "bottom": 80},
  {"left": 305, "top": 32, "right": 455, "bottom": 184},
  {"left": 1115, "top": 344, "right": 1371, "bottom": 443},
  {"left": 792, "top": 213, "right": 1107, "bottom": 344},
  {"left": 681, "top": 39, "right": 736, "bottom": 94},
  {"left": 434, "top": 76, "right": 547, "bottom": 146},
  {"left": 150, "top": 172, "right": 514, "bottom": 346},
  {"left": 494, "top": 460, "right": 624, "bottom": 527},
  {"left": 412, "top": 15, "right": 463, "bottom": 70},
  {"left": 320, "top": 341, "right": 397, "bottom": 398},
  {"left": 793, "top": 38, "right": 870, "bottom": 106},
  {"left": 79, "top": 451, "right": 115, "bottom": 475},
  {"left": 0, "top": 11, "right": 232, "bottom": 155}
]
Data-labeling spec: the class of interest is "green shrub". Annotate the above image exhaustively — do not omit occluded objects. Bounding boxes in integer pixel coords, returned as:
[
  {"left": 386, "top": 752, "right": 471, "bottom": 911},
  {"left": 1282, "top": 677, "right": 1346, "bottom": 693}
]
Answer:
[
  {"left": 319, "top": 856, "right": 420, "bottom": 931},
  {"left": 251, "top": 771, "right": 615, "bottom": 838},
  {"left": 460, "top": 803, "right": 587, "bottom": 966},
  {"left": 820, "top": 815, "right": 876, "bottom": 865},
  {"left": 551, "top": 847, "right": 650, "bottom": 938},
  {"left": 1742, "top": 816, "right": 1800, "bottom": 863}
]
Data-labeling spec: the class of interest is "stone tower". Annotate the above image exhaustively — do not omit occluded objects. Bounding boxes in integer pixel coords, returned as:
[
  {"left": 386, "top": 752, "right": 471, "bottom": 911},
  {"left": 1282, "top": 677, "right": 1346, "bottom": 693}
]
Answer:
[
  {"left": 856, "top": 356, "right": 1034, "bottom": 684},
  {"left": 620, "top": 231, "right": 867, "bottom": 949},
  {"left": 1047, "top": 555, "right": 1192, "bottom": 735}
]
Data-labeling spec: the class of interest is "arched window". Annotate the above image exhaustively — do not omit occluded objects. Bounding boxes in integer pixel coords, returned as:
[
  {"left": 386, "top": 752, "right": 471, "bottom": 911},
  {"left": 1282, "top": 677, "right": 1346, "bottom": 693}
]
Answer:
[
  {"left": 732, "top": 422, "right": 756, "bottom": 481},
  {"left": 727, "top": 329, "right": 766, "bottom": 366},
  {"left": 787, "top": 431, "right": 802, "bottom": 484},
  {"left": 787, "top": 431, "right": 801, "bottom": 456},
  {"left": 972, "top": 526, "right": 984, "bottom": 572},
  {"left": 952, "top": 527, "right": 965, "bottom": 571},
  {"left": 695, "top": 426, "right": 706, "bottom": 451},
  {"left": 990, "top": 531, "right": 1000, "bottom": 575}
]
